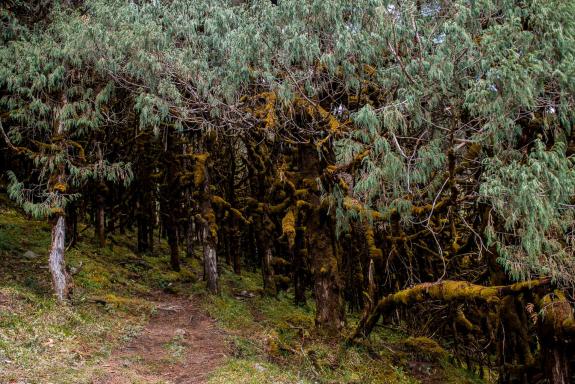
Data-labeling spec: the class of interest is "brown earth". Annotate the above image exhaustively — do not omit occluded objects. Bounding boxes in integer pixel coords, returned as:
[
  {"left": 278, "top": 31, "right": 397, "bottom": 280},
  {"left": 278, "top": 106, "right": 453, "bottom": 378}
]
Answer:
[{"left": 93, "top": 293, "right": 228, "bottom": 384}]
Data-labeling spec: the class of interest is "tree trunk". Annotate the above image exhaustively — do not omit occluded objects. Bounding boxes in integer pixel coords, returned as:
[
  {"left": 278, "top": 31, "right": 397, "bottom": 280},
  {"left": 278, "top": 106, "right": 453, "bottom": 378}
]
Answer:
[
  {"left": 232, "top": 224, "right": 241, "bottom": 274},
  {"left": 364, "top": 259, "right": 376, "bottom": 314},
  {"left": 310, "top": 214, "right": 344, "bottom": 334},
  {"left": 49, "top": 96, "right": 71, "bottom": 301},
  {"left": 167, "top": 217, "right": 180, "bottom": 271},
  {"left": 203, "top": 226, "right": 218, "bottom": 293},
  {"left": 538, "top": 292, "right": 574, "bottom": 384},
  {"left": 49, "top": 215, "right": 71, "bottom": 301},
  {"left": 96, "top": 197, "right": 105, "bottom": 248},
  {"left": 186, "top": 218, "right": 195, "bottom": 258},
  {"left": 223, "top": 225, "right": 232, "bottom": 266},
  {"left": 293, "top": 226, "right": 306, "bottom": 306},
  {"left": 543, "top": 346, "right": 571, "bottom": 384},
  {"left": 137, "top": 218, "right": 149, "bottom": 253},
  {"left": 65, "top": 203, "right": 78, "bottom": 248},
  {"left": 195, "top": 152, "right": 219, "bottom": 294},
  {"left": 148, "top": 206, "right": 154, "bottom": 254},
  {"left": 136, "top": 196, "right": 148, "bottom": 253},
  {"left": 262, "top": 247, "right": 276, "bottom": 296}
]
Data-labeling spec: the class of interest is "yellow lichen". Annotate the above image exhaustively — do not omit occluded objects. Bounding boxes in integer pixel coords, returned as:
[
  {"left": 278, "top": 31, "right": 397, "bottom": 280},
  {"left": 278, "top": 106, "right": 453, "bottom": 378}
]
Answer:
[
  {"left": 253, "top": 92, "right": 277, "bottom": 130},
  {"left": 53, "top": 182, "right": 67, "bottom": 193},
  {"left": 365, "top": 226, "right": 383, "bottom": 260},
  {"left": 211, "top": 195, "right": 229, "bottom": 207},
  {"left": 403, "top": 337, "right": 448, "bottom": 362},
  {"left": 362, "top": 64, "right": 376, "bottom": 76},
  {"left": 282, "top": 208, "right": 296, "bottom": 249},
  {"left": 292, "top": 97, "right": 346, "bottom": 133},
  {"left": 192, "top": 153, "right": 209, "bottom": 188}
]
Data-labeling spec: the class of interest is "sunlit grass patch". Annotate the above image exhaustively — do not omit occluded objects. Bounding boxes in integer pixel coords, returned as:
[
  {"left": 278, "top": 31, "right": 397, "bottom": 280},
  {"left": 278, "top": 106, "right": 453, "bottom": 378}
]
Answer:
[
  {"left": 0, "top": 208, "right": 164, "bottom": 383},
  {"left": 208, "top": 358, "right": 311, "bottom": 384}
]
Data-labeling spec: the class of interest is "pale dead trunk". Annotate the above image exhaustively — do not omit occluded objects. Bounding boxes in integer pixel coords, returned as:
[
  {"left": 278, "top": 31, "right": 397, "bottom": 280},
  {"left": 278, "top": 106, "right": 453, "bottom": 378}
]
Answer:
[
  {"left": 49, "top": 96, "right": 71, "bottom": 301},
  {"left": 262, "top": 247, "right": 276, "bottom": 296},
  {"left": 49, "top": 215, "right": 70, "bottom": 301},
  {"left": 203, "top": 227, "right": 218, "bottom": 294}
]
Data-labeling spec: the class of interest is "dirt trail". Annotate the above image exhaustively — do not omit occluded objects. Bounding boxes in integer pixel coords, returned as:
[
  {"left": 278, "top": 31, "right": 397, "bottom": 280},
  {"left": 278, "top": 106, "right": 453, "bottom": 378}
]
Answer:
[{"left": 93, "top": 293, "right": 227, "bottom": 384}]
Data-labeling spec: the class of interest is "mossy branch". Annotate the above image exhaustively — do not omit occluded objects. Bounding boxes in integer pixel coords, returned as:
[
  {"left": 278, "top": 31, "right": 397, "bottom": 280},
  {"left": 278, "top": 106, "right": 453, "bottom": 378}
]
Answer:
[
  {"left": 350, "top": 278, "right": 552, "bottom": 341},
  {"left": 211, "top": 195, "right": 251, "bottom": 225}
]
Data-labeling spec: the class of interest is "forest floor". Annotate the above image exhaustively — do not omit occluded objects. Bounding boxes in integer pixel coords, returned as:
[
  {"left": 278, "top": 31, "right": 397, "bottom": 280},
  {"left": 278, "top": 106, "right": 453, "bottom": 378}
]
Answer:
[
  {"left": 93, "top": 293, "right": 227, "bottom": 384},
  {"left": 0, "top": 202, "right": 488, "bottom": 384}
]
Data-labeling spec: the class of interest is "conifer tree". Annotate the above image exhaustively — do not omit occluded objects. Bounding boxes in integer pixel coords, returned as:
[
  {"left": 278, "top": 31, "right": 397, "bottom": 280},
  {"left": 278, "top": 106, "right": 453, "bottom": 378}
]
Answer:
[{"left": 0, "top": 5, "right": 132, "bottom": 300}]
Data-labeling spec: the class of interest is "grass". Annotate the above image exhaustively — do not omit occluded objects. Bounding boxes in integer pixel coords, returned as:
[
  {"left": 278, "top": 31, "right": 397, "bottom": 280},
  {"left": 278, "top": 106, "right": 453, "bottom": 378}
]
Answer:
[
  {"left": 164, "top": 332, "right": 187, "bottom": 361},
  {"left": 0, "top": 206, "right": 191, "bottom": 383},
  {"left": 202, "top": 268, "right": 473, "bottom": 384},
  {"left": 208, "top": 358, "right": 310, "bottom": 384},
  {"left": 0, "top": 204, "right": 488, "bottom": 383}
]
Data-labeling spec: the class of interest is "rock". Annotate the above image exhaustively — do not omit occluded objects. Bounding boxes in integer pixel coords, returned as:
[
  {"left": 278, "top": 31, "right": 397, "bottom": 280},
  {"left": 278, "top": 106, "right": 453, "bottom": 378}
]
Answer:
[
  {"left": 234, "top": 290, "right": 256, "bottom": 299},
  {"left": 157, "top": 304, "right": 182, "bottom": 312},
  {"left": 22, "top": 250, "right": 40, "bottom": 260},
  {"left": 253, "top": 363, "right": 266, "bottom": 372}
]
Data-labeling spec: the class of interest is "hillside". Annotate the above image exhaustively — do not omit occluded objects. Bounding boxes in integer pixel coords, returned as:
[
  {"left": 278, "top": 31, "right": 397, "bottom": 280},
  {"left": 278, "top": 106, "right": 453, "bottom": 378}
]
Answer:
[{"left": 0, "top": 204, "right": 483, "bottom": 384}]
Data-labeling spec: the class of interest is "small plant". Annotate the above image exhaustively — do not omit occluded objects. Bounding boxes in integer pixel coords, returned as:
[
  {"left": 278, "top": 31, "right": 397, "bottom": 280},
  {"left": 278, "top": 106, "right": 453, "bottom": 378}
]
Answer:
[{"left": 164, "top": 333, "right": 186, "bottom": 361}]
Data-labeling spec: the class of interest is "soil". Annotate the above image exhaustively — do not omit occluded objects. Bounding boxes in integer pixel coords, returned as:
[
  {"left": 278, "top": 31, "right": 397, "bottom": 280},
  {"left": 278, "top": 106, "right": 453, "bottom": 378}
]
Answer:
[{"left": 93, "top": 293, "right": 227, "bottom": 384}]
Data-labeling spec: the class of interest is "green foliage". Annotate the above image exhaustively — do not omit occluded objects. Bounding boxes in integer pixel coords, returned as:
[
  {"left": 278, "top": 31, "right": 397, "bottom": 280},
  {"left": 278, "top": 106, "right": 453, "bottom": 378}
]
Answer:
[
  {"left": 0, "top": 3, "right": 133, "bottom": 218},
  {"left": 327, "top": 0, "right": 575, "bottom": 285},
  {"left": 481, "top": 140, "right": 575, "bottom": 285}
]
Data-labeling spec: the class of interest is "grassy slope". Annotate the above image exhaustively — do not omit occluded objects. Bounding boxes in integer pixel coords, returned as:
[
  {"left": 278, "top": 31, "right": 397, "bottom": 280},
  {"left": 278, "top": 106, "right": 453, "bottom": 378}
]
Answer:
[{"left": 0, "top": 205, "right": 487, "bottom": 384}]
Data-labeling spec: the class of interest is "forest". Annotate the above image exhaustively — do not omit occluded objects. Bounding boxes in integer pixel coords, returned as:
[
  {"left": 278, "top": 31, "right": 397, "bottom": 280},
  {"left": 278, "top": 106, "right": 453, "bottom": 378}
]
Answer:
[{"left": 1, "top": 0, "right": 574, "bottom": 383}]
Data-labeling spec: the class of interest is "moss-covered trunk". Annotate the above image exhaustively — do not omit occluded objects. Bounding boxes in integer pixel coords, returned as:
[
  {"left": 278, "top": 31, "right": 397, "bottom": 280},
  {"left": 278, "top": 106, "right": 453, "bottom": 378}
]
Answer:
[
  {"left": 194, "top": 152, "right": 219, "bottom": 294},
  {"left": 538, "top": 292, "right": 574, "bottom": 384},
  {"left": 309, "top": 210, "right": 344, "bottom": 333}
]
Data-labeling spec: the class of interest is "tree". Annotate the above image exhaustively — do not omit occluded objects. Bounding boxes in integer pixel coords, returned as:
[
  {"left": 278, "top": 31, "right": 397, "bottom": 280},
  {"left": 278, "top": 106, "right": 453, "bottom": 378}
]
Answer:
[{"left": 0, "top": 10, "right": 132, "bottom": 300}]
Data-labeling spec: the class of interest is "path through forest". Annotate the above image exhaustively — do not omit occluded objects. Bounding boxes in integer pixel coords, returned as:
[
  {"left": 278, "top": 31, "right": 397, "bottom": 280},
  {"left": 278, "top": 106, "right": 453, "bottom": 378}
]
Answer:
[{"left": 93, "top": 293, "right": 228, "bottom": 384}]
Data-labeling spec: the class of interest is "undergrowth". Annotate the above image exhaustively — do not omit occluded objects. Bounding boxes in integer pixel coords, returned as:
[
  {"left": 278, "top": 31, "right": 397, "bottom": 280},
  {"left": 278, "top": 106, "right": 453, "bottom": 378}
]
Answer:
[
  {"left": 203, "top": 267, "right": 487, "bottom": 384},
  {"left": 0, "top": 205, "right": 487, "bottom": 383},
  {"left": 0, "top": 207, "right": 190, "bottom": 383}
]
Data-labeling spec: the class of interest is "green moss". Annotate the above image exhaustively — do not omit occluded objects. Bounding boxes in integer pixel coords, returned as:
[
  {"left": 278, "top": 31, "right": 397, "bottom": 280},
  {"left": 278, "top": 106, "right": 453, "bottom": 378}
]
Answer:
[
  {"left": 0, "top": 207, "right": 186, "bottom": 383},
  {"left": 207, "top": 266, "right": 441, "bottom": 384},
  {"left": 403, "top": 337, "right": 448, "bottom": 362},
  {"left": 204, "top": 292, "right": 255, "bottom": 330}
]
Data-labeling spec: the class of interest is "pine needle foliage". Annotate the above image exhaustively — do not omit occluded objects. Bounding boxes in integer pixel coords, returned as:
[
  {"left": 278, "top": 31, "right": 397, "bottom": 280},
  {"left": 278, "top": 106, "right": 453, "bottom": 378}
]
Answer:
[{"left": 2, "top": 0, "right": 575, "bottom": 283}]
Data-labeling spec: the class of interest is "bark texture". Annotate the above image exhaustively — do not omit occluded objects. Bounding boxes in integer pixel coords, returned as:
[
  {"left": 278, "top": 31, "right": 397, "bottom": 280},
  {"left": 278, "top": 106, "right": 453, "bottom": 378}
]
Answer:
[
  {"left": 203, "top": 227, "right": 218, "bottom": 294},
  {"left": 49, "top": 215, "right": 70, "bottom": 301}
]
